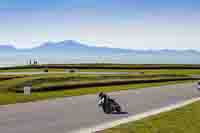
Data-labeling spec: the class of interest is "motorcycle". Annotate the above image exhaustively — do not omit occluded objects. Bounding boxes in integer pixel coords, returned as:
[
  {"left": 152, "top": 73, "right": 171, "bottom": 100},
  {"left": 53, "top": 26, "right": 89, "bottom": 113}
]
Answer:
[{"left": 98, "top": 97, "right": 121, "bottom": 114}]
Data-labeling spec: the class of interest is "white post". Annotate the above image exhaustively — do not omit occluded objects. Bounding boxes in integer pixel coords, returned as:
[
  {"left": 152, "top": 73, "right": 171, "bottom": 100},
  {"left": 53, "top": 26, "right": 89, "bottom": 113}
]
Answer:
[{"left": 24, "top": 86, "right": 31, "bottom": 95}]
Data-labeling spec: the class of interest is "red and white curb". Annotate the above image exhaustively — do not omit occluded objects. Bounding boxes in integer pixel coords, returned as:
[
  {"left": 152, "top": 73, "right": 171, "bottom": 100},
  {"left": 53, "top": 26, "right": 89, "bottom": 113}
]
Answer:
[{"left": 71, "top": 97, "right": 200, "bottom": 133}]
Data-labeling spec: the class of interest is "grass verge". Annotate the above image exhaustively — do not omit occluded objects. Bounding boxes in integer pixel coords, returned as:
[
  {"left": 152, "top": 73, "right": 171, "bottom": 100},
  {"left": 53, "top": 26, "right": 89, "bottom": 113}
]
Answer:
[
  {"left": 0, "top": 73, "right": 187, "bottom": 92},
  {"left": 0, "top": 80, "right": 196, "bottom": 105},
  {"left": 101, "top": 100, "right": 200, "bottom": 133},
  {"left": 1, "top": 68, "right": 200, "bottom": 76}
]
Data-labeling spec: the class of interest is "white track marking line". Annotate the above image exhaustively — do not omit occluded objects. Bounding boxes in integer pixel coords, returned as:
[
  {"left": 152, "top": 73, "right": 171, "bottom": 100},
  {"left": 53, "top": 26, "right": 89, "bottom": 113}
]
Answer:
[{"left": 70, "top": 97, "right": 200, "bottom": 133}]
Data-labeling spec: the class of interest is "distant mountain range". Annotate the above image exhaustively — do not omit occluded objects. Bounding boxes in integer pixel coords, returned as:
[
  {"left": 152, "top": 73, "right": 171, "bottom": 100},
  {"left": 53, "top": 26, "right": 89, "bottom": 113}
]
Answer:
[
  {"left": 0, "top": 40, "right": 199, "bottom": 54},
  {"left": 0, "top": 40, "right": 200, "bottom": 65},
  {"left": 0, "top": 45, "right": 16, "bottom": 51}
]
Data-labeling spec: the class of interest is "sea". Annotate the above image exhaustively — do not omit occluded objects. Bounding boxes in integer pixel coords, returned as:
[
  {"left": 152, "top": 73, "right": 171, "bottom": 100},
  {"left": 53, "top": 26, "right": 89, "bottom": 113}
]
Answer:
[{"left": 0, "top": 54, "right": 200, "bottom": 67}]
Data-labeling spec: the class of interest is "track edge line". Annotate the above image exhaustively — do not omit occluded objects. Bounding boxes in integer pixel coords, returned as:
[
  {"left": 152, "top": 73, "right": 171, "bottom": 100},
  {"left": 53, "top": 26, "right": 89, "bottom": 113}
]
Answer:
[{"left": 70, "top": 97, "right": 200, "bottom": 133}]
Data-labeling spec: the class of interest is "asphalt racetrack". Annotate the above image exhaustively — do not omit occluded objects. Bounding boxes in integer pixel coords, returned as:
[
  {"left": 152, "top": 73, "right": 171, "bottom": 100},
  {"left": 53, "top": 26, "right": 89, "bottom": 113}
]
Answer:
[{"left": 0, "top": 83, "right": 199, "bottom": 133}]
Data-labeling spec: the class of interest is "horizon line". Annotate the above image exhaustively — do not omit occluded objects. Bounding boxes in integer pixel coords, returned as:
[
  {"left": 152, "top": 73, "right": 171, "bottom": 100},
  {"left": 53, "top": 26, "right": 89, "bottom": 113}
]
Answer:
[{"left": 0, "top": 40, "right": 200, "bottom": 51}]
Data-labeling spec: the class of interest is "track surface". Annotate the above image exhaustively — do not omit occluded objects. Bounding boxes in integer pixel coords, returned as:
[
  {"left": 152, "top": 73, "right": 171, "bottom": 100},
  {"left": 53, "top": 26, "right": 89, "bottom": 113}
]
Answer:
[{"left": 0, "top": 83, "right": 199, "bottom": 133}]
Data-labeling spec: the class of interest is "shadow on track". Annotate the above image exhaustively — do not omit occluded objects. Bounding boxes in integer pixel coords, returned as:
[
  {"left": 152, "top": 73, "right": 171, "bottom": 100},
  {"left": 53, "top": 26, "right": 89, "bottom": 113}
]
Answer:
[{"left": 112, "top": 111, "right": 129, "bottom": 115}]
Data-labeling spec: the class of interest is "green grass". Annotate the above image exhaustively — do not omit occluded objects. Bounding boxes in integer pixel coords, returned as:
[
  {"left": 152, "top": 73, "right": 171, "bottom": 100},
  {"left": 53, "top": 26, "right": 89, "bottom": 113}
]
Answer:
[
  {"left": 0, "top": 80, "right": 196, "bottom": 105},
  {"left": 0, "top": 68, "right": 65, "bottom": 72},
  {"left": 1, "top": 67, "right": 200, "bottom": 76},
  {"left": 102, "top": 100, "right": 200, "bottom": 133},
  {"left": 0, "top": 73, "right": 187, "bottom": 92},
  {"left": 0, "top": 66, "right": 199, "bottom": 105},
  {"left": 80, "top": 69, "right": 200, "bottom": 75},
  {"left": 1, "top": 64, "right": 200, "bottom": 71}
]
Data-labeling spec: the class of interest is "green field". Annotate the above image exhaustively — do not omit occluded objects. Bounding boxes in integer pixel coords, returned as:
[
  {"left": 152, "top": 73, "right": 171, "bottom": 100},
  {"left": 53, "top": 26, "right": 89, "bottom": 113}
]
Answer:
[
  {"left": 0, "top": 68, "right": 65, "bottom": 72},
  {"left": 80, "top": 69, "right": 200, "bottom": 75},
  {"left": 1, "top": 64, "right": 200, "bottom": 69},
  {"left": 0, "top": 64, "right": 199, "bottom": 105},
  {"left": 0, "top": 80, "right": 196, "bottom": 105},
  {"left": 102, "top": 100, "right": 200, "bottom": 133},
  {"left": 1, "top": 64, "right": 200, "bottom": 72},
  {"left": 1, "top": 74, "right": 191, "bottom": 92},
  {"left": 1, "top": 66, "right": 200, "bottom": 76}
]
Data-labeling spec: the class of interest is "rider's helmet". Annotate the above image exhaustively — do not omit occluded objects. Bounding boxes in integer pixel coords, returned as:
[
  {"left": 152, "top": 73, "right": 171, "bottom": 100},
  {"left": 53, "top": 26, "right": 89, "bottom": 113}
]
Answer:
[{"left": 98, "top": 92, "right": 105, "bottom": 98}]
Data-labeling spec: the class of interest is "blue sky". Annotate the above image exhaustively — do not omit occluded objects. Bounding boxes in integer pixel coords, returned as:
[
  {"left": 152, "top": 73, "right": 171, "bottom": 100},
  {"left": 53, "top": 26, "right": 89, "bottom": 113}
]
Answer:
[{"left": 0, "top": 0, "right": 200, "bottom": 49}]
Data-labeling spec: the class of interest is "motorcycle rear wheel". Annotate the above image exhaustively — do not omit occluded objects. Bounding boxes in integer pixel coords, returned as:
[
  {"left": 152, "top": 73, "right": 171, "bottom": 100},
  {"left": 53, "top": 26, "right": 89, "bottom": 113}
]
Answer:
[{"left": 115, "top": 106, "right": 121, "bottom": 113}]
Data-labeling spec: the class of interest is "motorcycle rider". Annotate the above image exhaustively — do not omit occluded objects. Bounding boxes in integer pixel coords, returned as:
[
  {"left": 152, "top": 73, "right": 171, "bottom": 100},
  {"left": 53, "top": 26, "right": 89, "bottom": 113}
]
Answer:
[
  {"left": 98, "top": 92, "right": 121, "bottom": 114},
  {"left": 98, "top": 92, "right": 121, "bottom": 113},
  {"left": 98, "top": 92, "right": 109, "bottom": 108}
]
